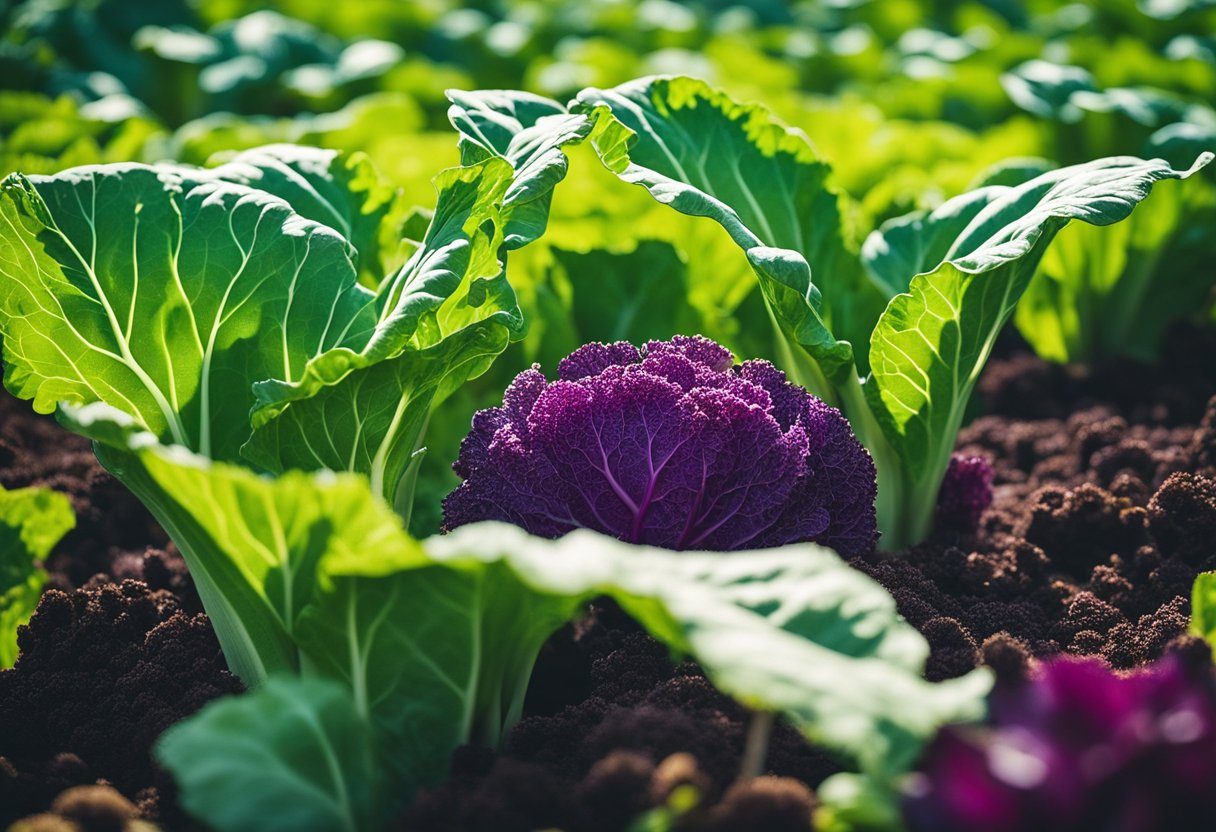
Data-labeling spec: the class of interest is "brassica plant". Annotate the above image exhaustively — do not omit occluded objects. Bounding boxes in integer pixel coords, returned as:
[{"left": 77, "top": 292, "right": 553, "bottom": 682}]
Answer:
[
  {"left": 443, "top": 335, "right": 878, "bottom": 555},
  {"left": 446, "top": 76, "right": 1213, "bottom": 549},
  {"left": 905, "top": 653, "right": 1216, "bottom": 831}
]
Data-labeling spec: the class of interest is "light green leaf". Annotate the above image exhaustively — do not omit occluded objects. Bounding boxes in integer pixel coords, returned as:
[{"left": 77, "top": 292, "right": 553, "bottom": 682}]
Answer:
[
  {"left": 1191, "top": 572, "right": 1216, "bottom": 649},
  {"left": 865, "top": 154, "right": 1212, "bottom": 548},
  {"left": 0, "top": 483, "right": 75, "bottom": 667},
  {"left": 156, "top": 676, "right": 378, "bottom": 832},
  {"left": 208, "top": 144, "right": 410, "bottom": 288},
  {"left": 0, "top": 161, "right": 377, "bottom": 463},
  {"left": 59, "top": 401, "right": 422, "bottom": 686}
]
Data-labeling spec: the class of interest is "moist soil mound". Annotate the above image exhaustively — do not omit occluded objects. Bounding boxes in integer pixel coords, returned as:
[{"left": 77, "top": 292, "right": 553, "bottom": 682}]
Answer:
[
  {"left": 0, "top": 581, "right": 241, "bottom": 829},
  {"left": 857, "top": 327, "right": 1216, "bottom": 680},
  {"left": 2, "top": 327, "right": 1214, "bottom": 829}
]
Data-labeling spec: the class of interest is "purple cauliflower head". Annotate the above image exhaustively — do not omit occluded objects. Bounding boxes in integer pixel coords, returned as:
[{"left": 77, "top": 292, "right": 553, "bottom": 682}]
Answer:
[
  {"left": 442, "top": 336, "right": 877, "bottom": 554},
  {"left": 904, "top": 652, "right": 1216, "bottom": 832},
  {"left": 936, "top": 453, "right": 995, "bottom": 532}
]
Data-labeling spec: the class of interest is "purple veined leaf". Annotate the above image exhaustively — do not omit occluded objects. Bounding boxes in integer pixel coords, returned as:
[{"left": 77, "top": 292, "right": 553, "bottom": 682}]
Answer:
[{"left": 443, "top": 335, "right": 878, "bottom": 555}]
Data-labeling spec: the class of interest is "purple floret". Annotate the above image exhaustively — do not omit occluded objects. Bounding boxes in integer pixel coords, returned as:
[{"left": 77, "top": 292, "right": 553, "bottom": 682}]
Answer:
[
  {"left": 904, "top": 652, "right": 1216, "bottom": 832},
  {"left": 936, "top": 454, "right": 994, "bottom": 532},
  {"left": 443, "top": 336, "right": 877, "bottom": 554}
]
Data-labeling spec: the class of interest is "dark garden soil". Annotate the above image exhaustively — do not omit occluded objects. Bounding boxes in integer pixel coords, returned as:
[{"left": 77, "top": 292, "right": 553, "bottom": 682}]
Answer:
[{"left": 2, "top": 325, "right": 1215, "bottom": 832}]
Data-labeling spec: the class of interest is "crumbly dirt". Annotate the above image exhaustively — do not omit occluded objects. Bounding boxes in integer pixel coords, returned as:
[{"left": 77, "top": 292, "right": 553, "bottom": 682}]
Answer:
[
  {"left": 857, "top": 326, "right": 1216, "bottom": 679},
  {"left": 2, "top": 326, "right": 1214, "bottom": 830},
  {"left": 0, "top": 581, "right": 241, "bottom": 829},
  {"left": 0, "top": 388, "right": 195, "bottom": 606}
]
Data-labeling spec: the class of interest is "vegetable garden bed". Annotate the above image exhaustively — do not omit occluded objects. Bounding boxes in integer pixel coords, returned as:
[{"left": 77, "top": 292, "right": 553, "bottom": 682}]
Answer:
[
  {"left": 3, "top": 3, "right": 1216, "bottom": 832},
  {"left": 2, "top": 324, "right": 1213, "bottom": 831}
]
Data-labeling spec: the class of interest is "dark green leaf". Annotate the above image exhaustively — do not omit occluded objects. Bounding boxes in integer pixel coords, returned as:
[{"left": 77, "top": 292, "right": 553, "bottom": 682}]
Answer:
[
  {"left": 156, "top": 677, "right": 377, "bottom": 832},
  {"left": 557, "top": 241, "right": 700, "bottom": 344}
]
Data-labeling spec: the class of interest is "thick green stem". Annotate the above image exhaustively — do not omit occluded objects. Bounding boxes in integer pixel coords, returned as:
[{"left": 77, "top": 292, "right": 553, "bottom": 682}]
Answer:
[
  {"left": 762, "top": 307, "right": 917, "bottom": 553},
  {"left": 765, "top": 304, "right": 839, "bottom": 409},
  {"left": 737, "top": 711, "right": 775, "bottom": 782},
  {"left": 837, "top": 373, "right": 904, "bottom": 553},
  {"left": 391, "top": 410, "right": 432, "bottom": 530}
]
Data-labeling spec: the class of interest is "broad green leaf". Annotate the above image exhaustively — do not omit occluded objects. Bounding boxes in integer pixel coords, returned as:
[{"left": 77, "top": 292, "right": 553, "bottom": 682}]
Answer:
[
  {"left": 571, "top": 77, "right": 872, "bottom": 388},
  {"left": 865, "top": 154, "right": 1212, "bottom": 548},
  {"left": 208, "top": 144, "right": 410, "bottom": 288},
  {"left": 0, "top": 161, "right": 376, "bottom": 463},
  {"left": 1191, "top": 572, "right": 1216, "bottom": 649},
  {"left": 156, "top": 676, "right": 377, "bottom": 832},
  {"left": 60, "top": 401, "right": 422, "bottom": 685},
  {"left": 0, "top": 483, "right": 75, "bottom": 667}
]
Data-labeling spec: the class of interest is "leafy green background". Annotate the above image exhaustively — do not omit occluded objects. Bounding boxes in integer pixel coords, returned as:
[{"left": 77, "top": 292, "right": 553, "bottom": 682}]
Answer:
[{"left": 4, "top": 0, "right": 1215, "bottom": 533}]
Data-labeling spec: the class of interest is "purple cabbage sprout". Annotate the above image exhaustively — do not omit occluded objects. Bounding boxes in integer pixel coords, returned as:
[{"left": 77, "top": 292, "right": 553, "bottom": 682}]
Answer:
[
  {"left": 904, "top": 652, "right": 1216, "bottom": 832},
  {"left": 442, "top": 336, "right": 877, "bottom": 554},
  {"left": 936, "top": 453, "right": 995, "bottom": 532}
]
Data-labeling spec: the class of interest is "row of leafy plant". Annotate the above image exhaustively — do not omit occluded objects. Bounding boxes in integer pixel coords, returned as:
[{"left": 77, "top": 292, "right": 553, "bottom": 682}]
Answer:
[
  {"left": 6, "top": 0, "right": 1216, "bottom": 402},
  {"left": 0, "top": 68, "right": 1212, "bottom": 829}
]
